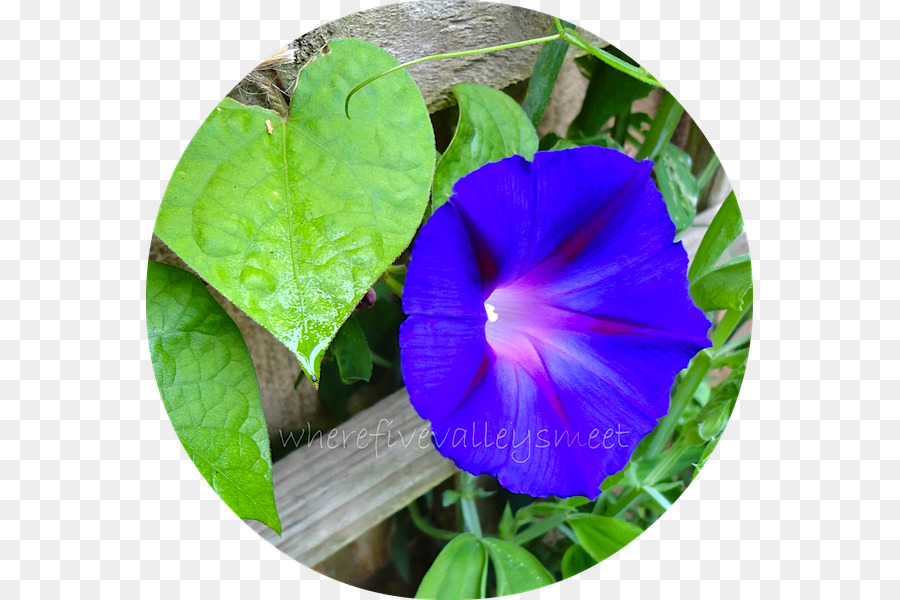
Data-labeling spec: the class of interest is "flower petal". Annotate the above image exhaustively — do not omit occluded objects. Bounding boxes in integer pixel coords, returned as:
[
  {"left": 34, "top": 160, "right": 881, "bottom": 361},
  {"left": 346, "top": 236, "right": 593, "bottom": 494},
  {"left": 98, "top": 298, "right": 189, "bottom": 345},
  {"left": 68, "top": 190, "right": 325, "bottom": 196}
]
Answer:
[
  {"left": 450, "top": 146, "right": 672, "bottom": 288},
  {"left": 541, "top": 242, "right": 711, "bottom": 342},
  {"left": 403, "top": 202, "right": 490, "bottom": 319},
  {"left": 401, "top": 146, "right": 714, "bottom": 499},
  {"left": 399, "top": 314, "right": 489, "bottom": 428}
]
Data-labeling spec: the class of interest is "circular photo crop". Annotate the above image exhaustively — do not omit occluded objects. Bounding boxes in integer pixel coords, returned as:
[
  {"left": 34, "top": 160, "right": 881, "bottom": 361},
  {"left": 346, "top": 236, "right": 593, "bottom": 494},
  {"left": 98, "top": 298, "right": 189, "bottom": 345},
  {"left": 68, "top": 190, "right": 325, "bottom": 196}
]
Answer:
[{"left": 146, "top": 1, "right": 752, "bottom": 596}]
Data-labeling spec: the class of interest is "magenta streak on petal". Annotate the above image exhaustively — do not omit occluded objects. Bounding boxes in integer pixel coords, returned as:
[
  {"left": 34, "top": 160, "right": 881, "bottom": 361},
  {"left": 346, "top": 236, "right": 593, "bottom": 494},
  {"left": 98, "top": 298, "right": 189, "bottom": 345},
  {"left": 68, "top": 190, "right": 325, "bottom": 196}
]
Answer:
[
  {"left": 455, "top": 205, "right": 499, "bottom": 294},
  {"left": 523, "top": 161, "right": 662, "bottom": 285},
  {"left": 430, "top": 350, "right": 494, "bottom": 432}
]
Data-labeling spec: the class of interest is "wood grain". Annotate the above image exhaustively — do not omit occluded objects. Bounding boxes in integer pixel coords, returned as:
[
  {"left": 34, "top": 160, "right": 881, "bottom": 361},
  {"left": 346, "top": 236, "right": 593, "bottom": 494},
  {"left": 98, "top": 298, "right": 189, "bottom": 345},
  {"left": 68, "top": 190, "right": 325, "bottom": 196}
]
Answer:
[
  {"left": 246, "top": 387, "right": 456, "bottom": 567},
  {"left": 229, "top": 0, "right": 605, "bottom": 115}
]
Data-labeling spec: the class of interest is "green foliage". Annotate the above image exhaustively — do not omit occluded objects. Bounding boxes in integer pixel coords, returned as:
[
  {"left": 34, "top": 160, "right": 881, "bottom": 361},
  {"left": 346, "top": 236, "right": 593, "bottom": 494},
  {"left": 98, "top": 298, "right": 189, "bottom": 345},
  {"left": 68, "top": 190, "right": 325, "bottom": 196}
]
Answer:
[
  {"left": 690, "top": 254, "right": 753, "bottom": 311},
  {"left": 689, "top": 192, "right": 744, "bottom": 282},
  {"left": 432, "top": 83, "right": 538, "bottom": 211},
  {"left": 328, "top": 315, "right": 372, "bottom": 385},
  {"left": 154, "top": 38, "right": 435, "bottom": 384},
  {"left": 635, "top": 92, "right": 685, "bottom": 161},
  {"left": 146, "top": 261, "right": 280, "bottom": 534},
  {"left": 568, "top": 515, "right": 644, "bottom": 563},
  {"left": 560, "top": 544, "right": 594, "bottom": 579},
  {"left": 567, "top": 54, "right": 653, "bottom": 142},
  {"left": 655, "top": 144, "right": 699, "bottom": 232},
  {"left": 522, "top": 21, "right": 574, "bottom": 129},
  {"left": 416, "top": 533, "right": 487, "bottom": 600},
  {"left": 482, "top": 538, "right": 555, "bottom": 595},
  {"left": 688, "top": 192, "right": 744, "bottom": 282}
]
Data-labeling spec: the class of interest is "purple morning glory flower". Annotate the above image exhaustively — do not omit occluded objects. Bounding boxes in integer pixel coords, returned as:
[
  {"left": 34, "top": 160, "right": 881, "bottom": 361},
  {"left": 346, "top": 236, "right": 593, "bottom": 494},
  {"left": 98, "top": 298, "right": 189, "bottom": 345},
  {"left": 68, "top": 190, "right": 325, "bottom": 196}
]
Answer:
[{"left": 399, "top": 146, "right": 711, "bottom": 499}]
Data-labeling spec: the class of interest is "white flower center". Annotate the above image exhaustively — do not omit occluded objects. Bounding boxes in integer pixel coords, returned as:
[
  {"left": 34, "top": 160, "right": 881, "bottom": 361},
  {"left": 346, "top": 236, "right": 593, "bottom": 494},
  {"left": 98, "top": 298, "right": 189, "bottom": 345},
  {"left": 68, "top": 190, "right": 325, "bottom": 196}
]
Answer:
[{"left": 485, "top": 302, "right": 499, "bottom": 323}]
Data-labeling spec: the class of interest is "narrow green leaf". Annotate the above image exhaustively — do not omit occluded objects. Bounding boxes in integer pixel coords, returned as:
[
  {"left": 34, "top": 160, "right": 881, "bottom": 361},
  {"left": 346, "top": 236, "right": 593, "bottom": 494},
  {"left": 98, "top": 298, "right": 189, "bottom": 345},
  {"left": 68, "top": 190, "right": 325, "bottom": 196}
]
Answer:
[
  {"left": 482, "top": 537, "right": 555, "bottom": 595},
  {"left": 711, "top": 346, "right": 750, "bottom": 370},
  {"left": 154, "top": 38, "right": 435, "bottom": 383},
  {"left": 567, "top": 54, "right": 653, "bottom": 142},
  {"left": 522, "top": 22, "right": 574, "bottom": 128},
  {"left": 512, "top": 512, "right": 570, "bottom": 546},
  {"left": 146, "top": 261, "right": 281, "bottom": 534},
  {"left": 328, "top": 315, "right": 372, "bottom": 384},
  {"left": 697, "top": 363, "right": 745, "bottom": 442},
  {"left": 560, "top": 496, "right": 592, "bottom": 508},
  {"left": 635, "top": 92, "right": 684, "bottom": 161},
  {"left": 498, "top": 503, "right": 515, "bottom": 541},
  {"left": 432, "top": 83, "right": 539, "bottom": 211},
  {"left": 688, "top": 191, "right": 744, "bottom": 282},
  {"left": 563, "top": 31, "right": 662, "bottom": 88},
  {"left": 561, "top": 544, "right": 596, "bottom": 579},
  {"left": 689, "top": 254, "right": 753, "bottom": 311},
  {"left": 568, "top": 515, "right": 644, "bottom": 563},
  {"left": 415, "top": 533, "right": 486, "bottom": 600},
  {"left": 693, "top": 437, "right": 720, "bottom": 480},
  {"left": 442, "top": 489, "right": 461, "bottom": 507},
  {"left": 654, "top": 144, "right": 699, "bottom": 232}
]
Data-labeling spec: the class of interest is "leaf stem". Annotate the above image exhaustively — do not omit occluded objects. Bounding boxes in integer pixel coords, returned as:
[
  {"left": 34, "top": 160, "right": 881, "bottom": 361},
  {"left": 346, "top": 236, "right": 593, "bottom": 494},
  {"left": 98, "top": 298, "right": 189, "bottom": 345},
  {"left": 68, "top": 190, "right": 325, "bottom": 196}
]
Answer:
[
  {"left": 345, "top": 27, "right": 663, "bottom": 118},
  {"left": 345, "top": 33, "right": 563, "bottom": 118},
  {"left": 604, "top": 487, "right": 643, "bottom": 518},
  {"left": 696, "top": 154, "right": 721, "bottom": 189},
  {"left": 711, "top": 308, "right": 743, "bottom": 352},
  {"left": 562, "top": 30, "right": 662, "bottom": 87},
  {"left": 408, "top": 498, "right": 459, "bottom": 541},
  {"left": 458, "top": 471, "right": 483, "bottom": 537},
  {"left": 643, "top": 350, "right": 712, "bottom": 460},
  {"left": 636, "top": 91, "right": 684, "bottom": 161}
]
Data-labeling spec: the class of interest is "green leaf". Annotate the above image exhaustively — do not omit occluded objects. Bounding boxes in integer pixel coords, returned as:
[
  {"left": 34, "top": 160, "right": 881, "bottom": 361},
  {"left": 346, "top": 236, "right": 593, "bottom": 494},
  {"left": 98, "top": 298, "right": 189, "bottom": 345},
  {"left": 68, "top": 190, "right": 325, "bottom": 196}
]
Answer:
[
  {"left": 710, "top": 346, "right": 750, "bottom": 370},
  {"left": 416, "top": 533, "right": 487, "bottom": 600},
  {"left": 568, "top": 515, "right": 644, "bottom": 563},
  {"left": 442, "top": 489, "right": 461, "bottom": 507},
  {"left": 689, "top": 254, "right": 753, "bottom": 311},
  {"left": 654, "top": 144, "right": 699, "bottom": 232},
  {"left": 635, "top": 92, "right": 684, "bottom": 161},
  {"left": 146, "top": 261, "right": 281, "bottom": 534},
  {"left": 432, "top": 83, "right": 538, "bottom": 211},
  {"left": 522, "top": 22, "right": 573, "bottom": 128},
  {"left": 562, "top": 31, "right": 662, "bottom": 88},
  {"left": 154, "top": 38, "right": 435, "bottom": 383},
  {"left": 481, "top": 537, "right": 555, "bottom": 595},
  {"left": 560, "top": 495, "right": 592, "bottom": 508},
  {"left": 693, "top": 437, "right": 720, "bottom": 479},
  {"left": 498, "top": 503, "right": 515, "bottom": 541},
  {"left": 561, "top": 544, "right": 596, "bottom": 579},
  {"left": 688, "top": 191, "right": 744, "bottom": 282},
  {"left": 328, "top": 315, "right": 372, "bottom": 384},
  {"left": 567, "top": 54, "right": 653, "bottom": 141},
  {"left": 697, "top": 363, "right": 745, "bottom": 442},
  {"left": 512, "top": 512, "right": 570, "bottom": 546}
]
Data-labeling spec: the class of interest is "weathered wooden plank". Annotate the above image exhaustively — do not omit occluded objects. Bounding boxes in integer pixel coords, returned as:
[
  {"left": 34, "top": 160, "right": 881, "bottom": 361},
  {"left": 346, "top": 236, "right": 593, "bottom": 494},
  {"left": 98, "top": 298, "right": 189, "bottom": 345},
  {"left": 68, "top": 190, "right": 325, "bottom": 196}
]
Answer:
[
  {"left": 229, "top": 0, "right": 605, "bottom": 115},
  {"left": 247, "top": 387, "right": 456, "bottom": 567}
]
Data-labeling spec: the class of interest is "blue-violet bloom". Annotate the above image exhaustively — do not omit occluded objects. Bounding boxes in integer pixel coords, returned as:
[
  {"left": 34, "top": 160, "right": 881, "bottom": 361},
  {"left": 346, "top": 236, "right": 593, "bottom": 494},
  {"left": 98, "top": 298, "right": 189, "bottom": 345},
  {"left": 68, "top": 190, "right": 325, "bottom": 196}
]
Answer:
[{"left": 400, "top": 146, "right": 711, "bottom": 498}]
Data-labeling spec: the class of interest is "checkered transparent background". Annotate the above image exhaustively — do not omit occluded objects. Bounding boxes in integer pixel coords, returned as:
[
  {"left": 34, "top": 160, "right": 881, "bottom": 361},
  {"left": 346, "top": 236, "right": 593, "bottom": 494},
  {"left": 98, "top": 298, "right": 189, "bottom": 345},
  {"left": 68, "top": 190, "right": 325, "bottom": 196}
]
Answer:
[{"left": 1, "top": 0, "right": 894, "bottom": 597}]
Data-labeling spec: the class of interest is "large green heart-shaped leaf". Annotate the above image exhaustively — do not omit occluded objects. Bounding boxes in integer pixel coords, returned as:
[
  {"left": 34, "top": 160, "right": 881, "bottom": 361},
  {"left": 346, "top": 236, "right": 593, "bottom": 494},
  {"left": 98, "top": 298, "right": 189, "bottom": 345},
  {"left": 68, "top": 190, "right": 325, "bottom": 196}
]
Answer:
[
  {"left": 154, "top": 38, "right": 435, "bottom": 382},
  {"left": 146, "top": 261, "right": 280, "bottom": 534}
]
